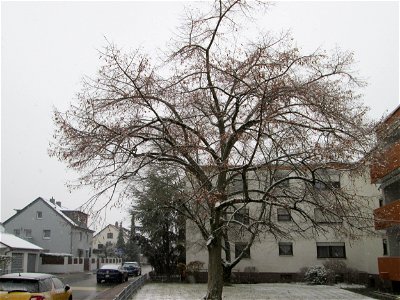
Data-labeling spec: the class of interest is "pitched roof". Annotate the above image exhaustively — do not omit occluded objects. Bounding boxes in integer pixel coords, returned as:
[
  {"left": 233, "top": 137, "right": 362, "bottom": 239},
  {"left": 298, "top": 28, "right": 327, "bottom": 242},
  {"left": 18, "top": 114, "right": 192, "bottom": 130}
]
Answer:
[
  {"left": 93, "top": 223, "right": 130, "bottom": 238},
  {"left": 3, "top": 197, "right": 94, "bottom": 232},
  {"left": 0, "top": 232, "right": 43, "bottom": 251}
]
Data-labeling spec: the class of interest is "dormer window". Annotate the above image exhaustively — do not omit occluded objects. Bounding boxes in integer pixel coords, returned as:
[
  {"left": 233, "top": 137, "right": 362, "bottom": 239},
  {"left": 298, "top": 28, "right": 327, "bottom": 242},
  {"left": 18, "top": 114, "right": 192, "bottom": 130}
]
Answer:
[{"left": 36, "top": 211, "right": 43, "bottom": 219}]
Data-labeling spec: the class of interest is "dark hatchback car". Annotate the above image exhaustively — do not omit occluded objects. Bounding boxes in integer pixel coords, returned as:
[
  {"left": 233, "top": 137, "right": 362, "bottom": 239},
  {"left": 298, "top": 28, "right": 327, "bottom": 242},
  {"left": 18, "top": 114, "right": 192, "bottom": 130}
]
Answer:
[
  {"left": 122, "top": 262, "right": 141, "bottom": 276},
  {"left": 0, "top": 273, "right": 72, "bottom": 300},
  {"left": 97, "top": 264, "right": 128, "bottom": 284}
]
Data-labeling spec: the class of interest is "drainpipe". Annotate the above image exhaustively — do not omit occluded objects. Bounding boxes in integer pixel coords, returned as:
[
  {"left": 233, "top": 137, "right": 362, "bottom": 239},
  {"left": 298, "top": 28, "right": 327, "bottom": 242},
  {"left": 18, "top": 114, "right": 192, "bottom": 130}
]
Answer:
[{"left": 70, "top": 227, "right": 73, "bottom": 256}]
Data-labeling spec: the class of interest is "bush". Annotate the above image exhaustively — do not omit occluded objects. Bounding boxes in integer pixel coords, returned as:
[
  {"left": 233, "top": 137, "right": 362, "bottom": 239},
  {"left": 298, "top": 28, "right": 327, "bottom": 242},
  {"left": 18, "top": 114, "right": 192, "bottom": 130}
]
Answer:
[
  {"left": 304, "top": 265, "right": 328, "bottom": 285},
  {"left": 323, "top": 260, "right": 360, "bottom": 284},
  {"left": 185, "top": 261, "right": 205, "bottom": 283},
  {"left": 186, "top": 260, "right": 204, "bottom": 273}
]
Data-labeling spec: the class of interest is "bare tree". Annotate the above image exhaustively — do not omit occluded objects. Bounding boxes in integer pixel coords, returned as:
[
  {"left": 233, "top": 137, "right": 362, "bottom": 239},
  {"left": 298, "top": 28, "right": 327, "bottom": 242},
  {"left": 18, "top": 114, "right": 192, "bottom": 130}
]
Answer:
[{"left": 50, "top": 1, "right": 375, "bottom": 298}]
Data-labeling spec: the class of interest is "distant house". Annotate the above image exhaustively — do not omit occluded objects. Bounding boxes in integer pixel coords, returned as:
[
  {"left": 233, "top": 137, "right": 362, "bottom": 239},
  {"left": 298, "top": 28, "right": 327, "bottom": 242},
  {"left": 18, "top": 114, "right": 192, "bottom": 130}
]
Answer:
[
  {"left": 2, "top": 197, "right": 94, "bottom": 257},
  {"left": 92, "top": 222, "right": 129, "bottom": 258},
  {"left": 0, "top": 224, "right": 43, "bottom": 273}
]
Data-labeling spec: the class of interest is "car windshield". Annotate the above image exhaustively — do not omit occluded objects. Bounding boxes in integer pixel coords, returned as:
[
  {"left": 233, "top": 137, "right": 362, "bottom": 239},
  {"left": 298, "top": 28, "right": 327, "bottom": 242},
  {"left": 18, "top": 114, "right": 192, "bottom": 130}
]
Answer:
[
  {"left": 0, "top": 278, "right": 39, "bottom": 293},
  {"left": 123, "top": 263, "right": 138, "bottom": 267},
  {"left": 100, "top": 264, "right": 119, "bottom": 270}
]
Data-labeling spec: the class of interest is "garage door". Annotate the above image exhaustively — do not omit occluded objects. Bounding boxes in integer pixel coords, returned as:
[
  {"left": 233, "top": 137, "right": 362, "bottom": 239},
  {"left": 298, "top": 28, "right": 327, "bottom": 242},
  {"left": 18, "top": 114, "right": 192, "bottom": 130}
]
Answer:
[{"left": 11, "top": 253, "right": 24, "bottom": 273}]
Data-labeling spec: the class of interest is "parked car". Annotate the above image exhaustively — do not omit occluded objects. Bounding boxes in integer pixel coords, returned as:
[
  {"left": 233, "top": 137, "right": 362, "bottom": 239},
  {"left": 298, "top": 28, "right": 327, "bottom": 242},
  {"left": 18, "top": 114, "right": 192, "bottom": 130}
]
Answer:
[
  {"left": 97, "top": 264, "right": 128, "bottom": 283},
  {"left": 122, "top": 261, "right": 142, "bottom": 276},
  {"left": 0, "top": 272, "right": 72, "bottom": 300}
]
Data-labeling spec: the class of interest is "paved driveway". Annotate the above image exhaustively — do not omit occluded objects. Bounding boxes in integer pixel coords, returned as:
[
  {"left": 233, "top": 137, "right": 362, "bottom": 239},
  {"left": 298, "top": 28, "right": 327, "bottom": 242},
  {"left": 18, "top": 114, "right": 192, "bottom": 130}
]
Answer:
[{"left": 131, "top": 283, "right": 375, "bottom": 300}]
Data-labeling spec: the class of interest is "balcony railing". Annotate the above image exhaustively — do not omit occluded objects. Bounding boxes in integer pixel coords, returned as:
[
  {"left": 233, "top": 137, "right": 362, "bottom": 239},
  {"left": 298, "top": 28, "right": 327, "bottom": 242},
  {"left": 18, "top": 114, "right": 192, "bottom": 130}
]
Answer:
[
  {"left": 374, "top": 199, "right": 400, "bottom": 230},
  {"left": 378, "top": 257, "right": 400, "bottom": 281}
]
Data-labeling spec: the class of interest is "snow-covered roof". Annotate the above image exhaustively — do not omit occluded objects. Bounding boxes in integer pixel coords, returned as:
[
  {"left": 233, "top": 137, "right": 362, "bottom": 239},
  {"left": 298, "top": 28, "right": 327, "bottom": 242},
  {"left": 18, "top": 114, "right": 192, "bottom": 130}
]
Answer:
[
  {"left": 3, "top": 197, "right": 95, "bottom": 232},
  {"left": 0, "top": 232, "right": 43, "bottom": 251},
  {"left": 42, "top": 197, "right": 79, "bottom": 227}
]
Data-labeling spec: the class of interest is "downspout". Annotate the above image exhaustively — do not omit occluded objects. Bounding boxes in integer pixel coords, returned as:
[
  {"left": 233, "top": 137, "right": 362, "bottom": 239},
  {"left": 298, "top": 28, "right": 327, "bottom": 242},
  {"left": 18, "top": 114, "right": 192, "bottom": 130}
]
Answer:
[{"left": 70, "top": 227, "right": 73, "bottom": 255}]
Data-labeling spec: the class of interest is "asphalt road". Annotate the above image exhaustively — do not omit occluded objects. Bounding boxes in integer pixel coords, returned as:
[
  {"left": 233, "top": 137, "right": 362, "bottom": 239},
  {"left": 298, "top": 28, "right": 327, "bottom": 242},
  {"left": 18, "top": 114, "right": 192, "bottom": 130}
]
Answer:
[
  {"left": 62, "top": 272, "right": 111, "bottom": 300},
  {"left": 59, "top": 265, "right": 151, "bottom": 300}
]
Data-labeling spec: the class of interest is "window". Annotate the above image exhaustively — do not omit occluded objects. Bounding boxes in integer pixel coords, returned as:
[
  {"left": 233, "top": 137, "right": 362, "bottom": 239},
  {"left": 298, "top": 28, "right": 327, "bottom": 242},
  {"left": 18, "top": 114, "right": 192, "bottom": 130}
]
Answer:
[
  {"left": 235, "top": 242, "right": 250, "bottom": 259},
  {"left": 316, "top": 242, "right": 346, "bottom": 258},
  {"left": 14, "top": 229, "right": 21, "bottom": 236},
  {"left": 52, "top": 277, "right": 65, "bottom": 289},
  {"left": 314, "top": 181, "right": 341, "bottom": 190},
  {"left": 277, "top": 208, "right": 291, "bottom": 221},
  {"left": 234, "top": 208, "right": 249, "bottom": 225},
  {"left": 278, "top": 242, "right": 293, "bottom": 256},
  {"left": 379, "top": 198, "right": 384, "bottom": 207},
  {"left": 274, "top": 173, "right": 290, "bottom": 188},
  {"left": 383, "top": 239, "right": 388, "bottom": 256},
  {"left": 24, "top": 229, "right": 32, "bottom": 238},
  {"left": 43, "top": 230, "right": 51, "bottom": 239},
  {"left": 314, "top": 208, "right": 342, "bottom": 224},
  {"left": 229, "top": 178, "right": 244, "bottom": 194},
  {"left": 79, "top": 232, "right": 82, "bottom": 241},
  {"left": 36, "top": 211, "right": 43, "bottom": 219},
  {"left": 107, "top": 233, "right": 113, "bottom": 239}
]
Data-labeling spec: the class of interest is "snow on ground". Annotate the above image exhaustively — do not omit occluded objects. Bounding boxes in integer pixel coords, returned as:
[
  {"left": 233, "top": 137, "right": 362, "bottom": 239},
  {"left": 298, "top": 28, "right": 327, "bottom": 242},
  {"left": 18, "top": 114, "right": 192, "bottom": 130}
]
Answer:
[{"left": 131, "top": 283, "right": 375, "bottom": 300}]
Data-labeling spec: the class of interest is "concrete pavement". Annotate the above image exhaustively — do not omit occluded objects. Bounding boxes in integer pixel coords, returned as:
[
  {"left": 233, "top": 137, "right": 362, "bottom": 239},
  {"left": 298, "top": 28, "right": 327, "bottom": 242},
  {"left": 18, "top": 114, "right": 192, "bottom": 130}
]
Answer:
[{"left": 131, "top": 283, "right": 376, "bottom": 300}]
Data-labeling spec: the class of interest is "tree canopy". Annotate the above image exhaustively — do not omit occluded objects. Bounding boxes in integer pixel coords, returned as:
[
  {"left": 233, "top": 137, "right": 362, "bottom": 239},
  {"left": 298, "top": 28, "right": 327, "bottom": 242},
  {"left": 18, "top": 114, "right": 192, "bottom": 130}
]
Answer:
[
  {"left": 133, "top": 166, "right": 185, "bottom": 275},
  {"left": 50, "top": 1, "right": 375, "bottom": 298}
]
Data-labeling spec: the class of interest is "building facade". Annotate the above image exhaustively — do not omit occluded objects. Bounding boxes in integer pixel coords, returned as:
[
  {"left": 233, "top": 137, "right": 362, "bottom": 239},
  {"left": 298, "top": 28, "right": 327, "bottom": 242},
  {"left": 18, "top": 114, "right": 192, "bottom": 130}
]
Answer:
[
  {"left": 3, "top": 197, "right": 94, "bottom": 257},
  {"left": 92, "top": 223, "right": 129, "bottom": 258},
  {"left": 371, "top": 105, "right": 400, "bottom": 289},
  {"left": 0, "top": 224, "right": 43, "bottom": 274},
  {"left": 186, "top": 167, "right": 383, "bottom": 281}
]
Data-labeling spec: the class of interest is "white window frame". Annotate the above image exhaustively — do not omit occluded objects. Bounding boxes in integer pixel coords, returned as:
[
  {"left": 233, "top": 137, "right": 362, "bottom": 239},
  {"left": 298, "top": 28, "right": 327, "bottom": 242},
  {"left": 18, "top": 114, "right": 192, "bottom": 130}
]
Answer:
[
  {"left": 36, "top": 211, "right": 43, "bottom": 219},
  {"left": 278, "top": 242, "right": 293, "bottom": 256},
  {"left": 43, "top": 229, "right": 51, "bottom": 239},
  {"left": 24, "top": 229, "right": 32, "bottom": 238}
]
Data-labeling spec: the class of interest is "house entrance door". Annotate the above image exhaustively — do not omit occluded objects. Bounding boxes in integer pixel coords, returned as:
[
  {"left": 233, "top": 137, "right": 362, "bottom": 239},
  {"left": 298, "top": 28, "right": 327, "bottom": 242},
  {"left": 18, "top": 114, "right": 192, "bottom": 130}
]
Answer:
[{"left": 27, "top": 254, "right": 36, "bottom": 272}]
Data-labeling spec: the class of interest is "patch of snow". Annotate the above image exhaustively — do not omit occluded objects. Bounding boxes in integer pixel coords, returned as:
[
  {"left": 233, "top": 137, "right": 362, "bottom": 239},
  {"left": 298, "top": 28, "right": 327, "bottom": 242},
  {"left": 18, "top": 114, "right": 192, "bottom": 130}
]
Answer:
[
  {"left": 41, "top": 252, "right": 72, "bottom": 257},
  {"left": 206, "top": 235, "right": 214, "bottom": 246},
  {"left": 215, "top": 201, "right": 221, "bottom": 208},
  {"left": 0, "top": 232, "right": 43, "bottom": 250}
]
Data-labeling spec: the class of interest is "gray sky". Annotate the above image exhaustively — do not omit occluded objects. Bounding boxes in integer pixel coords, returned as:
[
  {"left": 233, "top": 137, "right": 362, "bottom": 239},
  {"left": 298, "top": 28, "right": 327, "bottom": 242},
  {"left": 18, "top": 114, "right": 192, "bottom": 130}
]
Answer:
[{"left": 1, "top": 1, "right": 399, "bottom": 230}]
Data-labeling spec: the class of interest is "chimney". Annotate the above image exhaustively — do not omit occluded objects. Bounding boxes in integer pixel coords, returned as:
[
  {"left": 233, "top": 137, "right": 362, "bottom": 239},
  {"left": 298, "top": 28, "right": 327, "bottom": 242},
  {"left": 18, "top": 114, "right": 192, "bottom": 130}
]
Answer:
[
  {"left": 115, "top": 221, "right": 118, "bottom": 227},
  {"left": 56, "top": 201, "right": 61, "bottom": 207},
  {"left": 50, "top": 197, "right": 55, "bottom": 204}
]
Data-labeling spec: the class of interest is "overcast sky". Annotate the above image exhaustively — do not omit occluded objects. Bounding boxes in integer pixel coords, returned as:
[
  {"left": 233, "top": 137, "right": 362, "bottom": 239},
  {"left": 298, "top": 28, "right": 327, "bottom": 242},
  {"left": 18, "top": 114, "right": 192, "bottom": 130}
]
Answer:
[{"left": 1, "top": 1, "right": 399, "bottom": 231}]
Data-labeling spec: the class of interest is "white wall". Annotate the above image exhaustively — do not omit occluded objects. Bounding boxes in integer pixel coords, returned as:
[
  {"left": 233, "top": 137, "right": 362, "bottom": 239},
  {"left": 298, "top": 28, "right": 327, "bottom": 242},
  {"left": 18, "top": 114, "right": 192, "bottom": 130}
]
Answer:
[{"left": 186, "top": 168, "right": 383, "bottom": 275}]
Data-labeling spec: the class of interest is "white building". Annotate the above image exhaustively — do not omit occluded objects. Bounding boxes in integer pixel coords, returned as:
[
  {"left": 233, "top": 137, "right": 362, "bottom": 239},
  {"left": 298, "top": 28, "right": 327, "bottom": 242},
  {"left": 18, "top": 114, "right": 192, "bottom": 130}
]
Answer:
[
  {"left": 186, "top": 167, "right": 383, "bottom": 282},
  {"left": 92, "top": 223, "right": 129, "bottom": 258},
  {"left": 0, "top": 224, "right": 43, "bottom": 273}
]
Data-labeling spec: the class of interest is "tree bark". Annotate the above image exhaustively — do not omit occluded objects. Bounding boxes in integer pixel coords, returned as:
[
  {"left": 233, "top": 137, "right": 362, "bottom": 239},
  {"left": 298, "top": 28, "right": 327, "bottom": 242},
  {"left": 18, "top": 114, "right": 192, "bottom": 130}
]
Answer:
[
  {"left": 223, "top": 265, "right": 232, "bottom": 285},
  {"left": 205, "top": 236, "right": 224, "bottom": 300}
]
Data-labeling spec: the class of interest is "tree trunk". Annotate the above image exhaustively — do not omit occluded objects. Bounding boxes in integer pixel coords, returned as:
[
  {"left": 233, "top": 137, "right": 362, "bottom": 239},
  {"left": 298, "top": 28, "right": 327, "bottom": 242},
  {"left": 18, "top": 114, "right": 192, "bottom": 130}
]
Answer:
[
  {"left": 223, "top": 265, "right": 232, "bottom": 285},
  {"left": 205, "top": 237, "right": 224, "bottom": 300}
]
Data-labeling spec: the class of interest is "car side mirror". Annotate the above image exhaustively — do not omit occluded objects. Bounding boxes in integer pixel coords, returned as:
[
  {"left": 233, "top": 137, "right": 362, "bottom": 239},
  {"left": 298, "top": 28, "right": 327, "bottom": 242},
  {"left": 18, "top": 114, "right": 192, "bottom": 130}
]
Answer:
[{"left": 64, "top": 285, "right": 71, "bottom": 291}]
